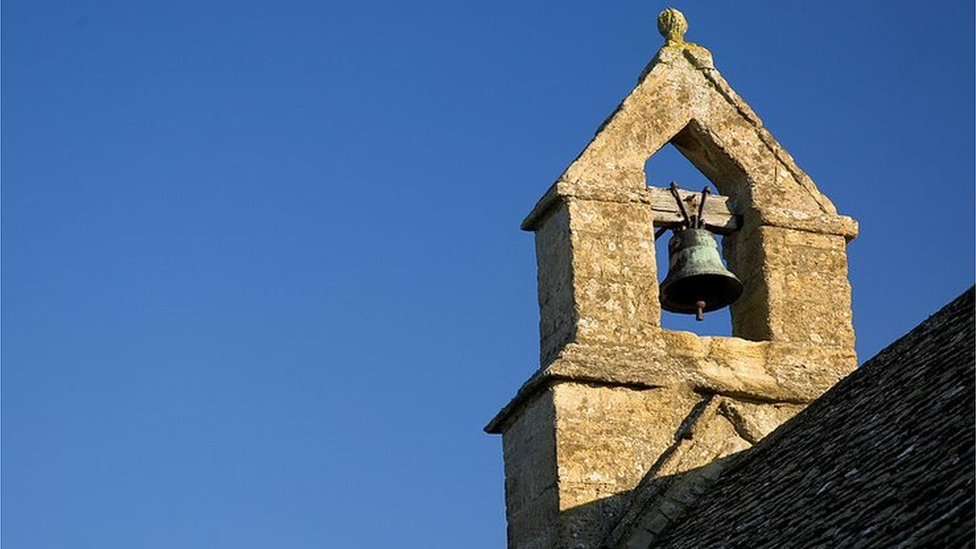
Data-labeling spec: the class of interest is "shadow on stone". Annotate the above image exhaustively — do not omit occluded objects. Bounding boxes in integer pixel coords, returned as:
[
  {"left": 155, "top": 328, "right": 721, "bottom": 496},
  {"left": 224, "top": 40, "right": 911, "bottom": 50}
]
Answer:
[{"left": 559, "top": 453, "right": 744, "bottom": 549}]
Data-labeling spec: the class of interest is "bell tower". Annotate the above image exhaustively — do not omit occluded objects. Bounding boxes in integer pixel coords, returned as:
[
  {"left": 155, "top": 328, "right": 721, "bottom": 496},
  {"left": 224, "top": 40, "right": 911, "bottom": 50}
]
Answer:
[{"left": 486, "top": 8, "right": 859, "bottom": 549}]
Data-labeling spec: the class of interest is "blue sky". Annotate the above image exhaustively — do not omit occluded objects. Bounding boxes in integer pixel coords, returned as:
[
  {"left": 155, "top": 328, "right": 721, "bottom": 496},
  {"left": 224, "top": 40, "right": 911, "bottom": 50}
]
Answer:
[{"left": 2, "top": 1, "right": 973, "bottom": 547}]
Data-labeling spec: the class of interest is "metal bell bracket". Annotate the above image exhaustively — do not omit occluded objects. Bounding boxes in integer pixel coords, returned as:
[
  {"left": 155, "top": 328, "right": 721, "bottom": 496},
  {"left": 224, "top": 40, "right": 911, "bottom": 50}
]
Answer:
[{"left": 654, "top": 182, "right": 711, "bottom": 238}]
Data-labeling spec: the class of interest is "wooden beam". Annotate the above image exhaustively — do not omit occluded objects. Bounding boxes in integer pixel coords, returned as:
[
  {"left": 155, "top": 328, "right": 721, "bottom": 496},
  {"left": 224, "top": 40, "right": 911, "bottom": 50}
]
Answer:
[{"left": 648, "top": 186, "right": 740, "bottom": 235}]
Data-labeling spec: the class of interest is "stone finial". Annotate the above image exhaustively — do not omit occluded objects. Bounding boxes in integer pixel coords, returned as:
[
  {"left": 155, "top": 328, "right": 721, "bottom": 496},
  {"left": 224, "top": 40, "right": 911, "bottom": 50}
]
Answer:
[{"left": 657, "top": 8, "right": 688, "bottom": 44}]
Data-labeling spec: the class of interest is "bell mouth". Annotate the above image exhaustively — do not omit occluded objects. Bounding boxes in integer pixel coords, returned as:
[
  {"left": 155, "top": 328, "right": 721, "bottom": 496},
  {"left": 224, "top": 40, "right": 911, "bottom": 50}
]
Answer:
[{"left": 659, "top": 272, "right": 744, "bottom": 314}]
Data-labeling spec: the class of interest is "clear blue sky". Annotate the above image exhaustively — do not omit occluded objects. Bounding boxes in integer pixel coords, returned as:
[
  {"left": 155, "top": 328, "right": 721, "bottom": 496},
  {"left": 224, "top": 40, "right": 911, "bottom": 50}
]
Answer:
[{"left": 2, "top": 1, "right": 973, "bottom": 547}]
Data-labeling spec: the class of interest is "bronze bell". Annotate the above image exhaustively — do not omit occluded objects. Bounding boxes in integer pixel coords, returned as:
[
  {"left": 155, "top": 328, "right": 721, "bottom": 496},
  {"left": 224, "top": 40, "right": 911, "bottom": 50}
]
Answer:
[{"left": 659, "top": 184, "right": 743, "bottom": 320}]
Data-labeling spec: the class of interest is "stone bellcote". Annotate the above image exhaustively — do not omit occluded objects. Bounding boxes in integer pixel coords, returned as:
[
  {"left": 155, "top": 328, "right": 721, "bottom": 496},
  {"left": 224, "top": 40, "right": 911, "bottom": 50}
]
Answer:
[{"left": 486, "top": 9, "right": 859, "bottom": 549}]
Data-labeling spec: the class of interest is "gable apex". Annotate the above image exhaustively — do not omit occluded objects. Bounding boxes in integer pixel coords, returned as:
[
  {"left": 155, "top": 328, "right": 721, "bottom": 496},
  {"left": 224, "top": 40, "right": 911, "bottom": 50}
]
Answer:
[{"left": 523, "top": 8, "right": 850, "bottom": 234}]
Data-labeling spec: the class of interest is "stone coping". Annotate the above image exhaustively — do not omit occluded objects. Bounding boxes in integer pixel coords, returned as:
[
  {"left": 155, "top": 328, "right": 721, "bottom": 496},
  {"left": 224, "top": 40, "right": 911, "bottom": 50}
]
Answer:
[
  {"left": 484, "top": 335, "right": 856, "bottom": 434},
  {"left": 521, "top": 181, "right": 858, "bottom": 240}
]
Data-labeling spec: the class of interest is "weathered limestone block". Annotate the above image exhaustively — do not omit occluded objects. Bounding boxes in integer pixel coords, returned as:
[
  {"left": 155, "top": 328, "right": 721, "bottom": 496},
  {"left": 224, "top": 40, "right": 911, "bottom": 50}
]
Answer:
[
  {"left": 732, "top": 226, "right": 855, "bottom": 346},
  {"left": 499, "top": 382, "right": 709, "bottom": 549},
  {"left": 534, "top": 205, "right": 576, "bottom": 365},
  {"left": 599, "top": 393, "right": 752, "bottom": 549},
  {"left": 552, "top": 383, "right": 700, "bottom": 548},
  {"left": 532, "top": 195, "right": 660, "bottom": 366},
  {"left": 662, "top": 409, "right": 750, "bottom": 476},
  {"left": 567, "top": 199, "right": 658, "bottom": 350},
  {"left": 719, "top": 398, "right": 805, "bottom": 443},
  {"left": 503, "top": 388, "right": 559, "bottom": 549}
]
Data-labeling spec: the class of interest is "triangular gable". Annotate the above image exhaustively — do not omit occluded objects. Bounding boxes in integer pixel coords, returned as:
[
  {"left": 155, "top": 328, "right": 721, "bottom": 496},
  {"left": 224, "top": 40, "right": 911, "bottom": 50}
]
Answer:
[{"left": 535, "top": 10, "right": 838, "bottom": 232}]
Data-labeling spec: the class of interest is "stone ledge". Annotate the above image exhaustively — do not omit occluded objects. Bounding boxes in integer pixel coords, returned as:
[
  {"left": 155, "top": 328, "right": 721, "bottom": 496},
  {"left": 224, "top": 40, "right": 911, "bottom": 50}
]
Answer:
[
  {"left": 747, "top": 207, "right": 859, "bottom": 241},
  {"left": 485, "top": 337, "right": 855, "bottom": 434},
  {"left": 522, "top": 180, "right": 858, "bottom": 239},
  {"left": 521, "top": 180, "right": 653, "bottom": 231}
]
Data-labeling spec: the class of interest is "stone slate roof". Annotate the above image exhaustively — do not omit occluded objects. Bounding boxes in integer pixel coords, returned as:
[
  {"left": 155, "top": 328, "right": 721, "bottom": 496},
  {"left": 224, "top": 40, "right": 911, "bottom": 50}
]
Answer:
[{"left": 648, "top": 287, "right": 976, "bottom": 548}]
